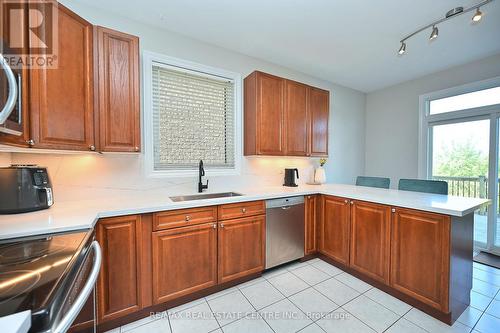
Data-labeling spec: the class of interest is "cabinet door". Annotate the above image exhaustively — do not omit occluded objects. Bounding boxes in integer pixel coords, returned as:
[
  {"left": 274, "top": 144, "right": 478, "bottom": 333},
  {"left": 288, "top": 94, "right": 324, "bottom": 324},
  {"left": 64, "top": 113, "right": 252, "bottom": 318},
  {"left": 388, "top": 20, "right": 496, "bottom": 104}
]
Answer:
[
  {"left": 152, "top": 223, "right": 217, "bottom": 304},
  {"left": 390, "top": 208, "right": 450, "bottom": 311},
  {"left": 256, "top": 72, "right": 285, "bottom": 155},
  {"left": 96, "top": 26, "right": 140, "bottom": 152},
  {"left": 285, "top": 80, "right": 308, "bottom": 156},
  {"left": 305, "top": 195, "right": 318, "bottom": 255},
  {"left": 97, "top": 215, "right": 144, "bottom": 322},
  {"left": 350, "top": 201, "right": 391, "bottom": 283},
  {"left": 0, "top": 1, "right": 30, "bottom": 146},
  {"left": 29, "top": 4, "right": 95, "bottom": 151},
  {"left": 319, "top": 196, "right": 350, "bottom": 265},
  {"left": 218, "top": 215, "right": 265, "bottom": 284},
  {"left": 308, "top": 87, "right": 329, "bottom": 156}
]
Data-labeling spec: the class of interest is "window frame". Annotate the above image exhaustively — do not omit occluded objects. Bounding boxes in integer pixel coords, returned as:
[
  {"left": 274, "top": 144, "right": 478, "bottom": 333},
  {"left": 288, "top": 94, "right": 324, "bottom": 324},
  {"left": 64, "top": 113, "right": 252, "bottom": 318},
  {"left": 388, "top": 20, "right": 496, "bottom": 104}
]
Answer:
[
  {"left": 143, "top": 51, "right": 242, "bottom": 178},
  {"left": 418, "top": 76, "right": 500, "bottom": 179}
]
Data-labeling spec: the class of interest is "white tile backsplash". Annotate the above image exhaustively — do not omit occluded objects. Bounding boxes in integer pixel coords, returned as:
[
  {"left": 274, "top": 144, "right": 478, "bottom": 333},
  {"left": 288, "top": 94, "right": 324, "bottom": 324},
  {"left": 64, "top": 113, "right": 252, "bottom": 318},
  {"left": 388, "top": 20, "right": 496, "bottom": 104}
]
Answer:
[{"left": 8, "top": 153, "right": 318, "bottom": 196}]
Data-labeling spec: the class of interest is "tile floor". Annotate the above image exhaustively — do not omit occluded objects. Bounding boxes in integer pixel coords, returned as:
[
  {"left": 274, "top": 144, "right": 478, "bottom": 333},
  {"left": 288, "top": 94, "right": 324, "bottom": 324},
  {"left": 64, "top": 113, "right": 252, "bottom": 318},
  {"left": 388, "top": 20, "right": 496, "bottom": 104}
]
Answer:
[{"left": 106, "top": 259, "right": 500, "bottom": 333}]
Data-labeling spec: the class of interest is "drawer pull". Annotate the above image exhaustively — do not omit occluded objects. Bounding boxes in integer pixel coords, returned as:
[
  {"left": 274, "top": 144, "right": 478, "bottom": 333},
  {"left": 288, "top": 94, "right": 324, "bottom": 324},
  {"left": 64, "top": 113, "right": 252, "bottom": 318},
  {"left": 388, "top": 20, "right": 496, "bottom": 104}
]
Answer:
[{"left": 185, "top": 215, "right": 191, "bottom": 222}]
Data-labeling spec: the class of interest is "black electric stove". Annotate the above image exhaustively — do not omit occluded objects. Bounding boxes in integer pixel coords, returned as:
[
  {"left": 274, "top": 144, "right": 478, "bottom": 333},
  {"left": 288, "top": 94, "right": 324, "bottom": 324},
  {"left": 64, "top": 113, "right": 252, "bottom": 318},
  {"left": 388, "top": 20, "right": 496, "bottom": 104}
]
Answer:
[{"left": 0, "top": 230, "right": 94, "bottom": 333}]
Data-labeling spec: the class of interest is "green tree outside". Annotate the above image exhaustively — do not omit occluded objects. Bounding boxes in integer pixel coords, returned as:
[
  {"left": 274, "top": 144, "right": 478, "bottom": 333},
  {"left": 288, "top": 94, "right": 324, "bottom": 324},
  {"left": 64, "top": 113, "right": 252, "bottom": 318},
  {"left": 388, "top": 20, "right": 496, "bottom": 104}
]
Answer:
[{"left": 434, "top": 141, "right": 488, "bottom": 177}]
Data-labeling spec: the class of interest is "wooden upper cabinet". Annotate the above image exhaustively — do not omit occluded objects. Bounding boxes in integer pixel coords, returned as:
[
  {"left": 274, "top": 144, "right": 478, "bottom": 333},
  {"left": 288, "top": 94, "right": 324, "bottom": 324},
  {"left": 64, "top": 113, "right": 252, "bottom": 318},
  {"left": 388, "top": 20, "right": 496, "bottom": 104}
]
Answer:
[
  {"left": 29, "top": 4, "right": 95, "bottom": 151},
  {"left": 218, "top": 215, "right": 265, "bottom": 284},
  {"left": 152, "top": 222, "right": 217, "bottom": 304},
  {"left": 96, "top": 215, "right": 145, "bottom": 322},
  {"left": 305, "top": 195, "right": 318, "bottom": 255},
  {"left": 0, "top": 1, "right": 30, "bottom": 146},
  {"left": 96, "top": 26, "right": 140, "bottom": 152},
  {"left": 308, "top": 87, "right": 329, "bottom": 156},
  {"left": 285, "top": 80, "right": 308, "bottom": 156},
  {"left": 244, "top": 71, "right": 329, "bottom": 157},
  {"left": 244, "top": 71, "right": 285, "bottom": 155},
  {"left": 350, "top": 200, "right": 391, "bottom": 284},
  {"left": 390, "top": 208, "right": 450, "bottom": 311},
  {"left": 320, "top": 196, "right": 350, "bottom": 265}
]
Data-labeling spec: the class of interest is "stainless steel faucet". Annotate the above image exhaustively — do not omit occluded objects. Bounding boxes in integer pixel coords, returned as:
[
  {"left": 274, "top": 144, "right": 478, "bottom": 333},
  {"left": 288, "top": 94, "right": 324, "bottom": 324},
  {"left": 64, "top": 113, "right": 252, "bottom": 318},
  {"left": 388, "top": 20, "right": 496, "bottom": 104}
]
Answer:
[{"left": 198, "top": 160, "right": 208, "bottom": 193}]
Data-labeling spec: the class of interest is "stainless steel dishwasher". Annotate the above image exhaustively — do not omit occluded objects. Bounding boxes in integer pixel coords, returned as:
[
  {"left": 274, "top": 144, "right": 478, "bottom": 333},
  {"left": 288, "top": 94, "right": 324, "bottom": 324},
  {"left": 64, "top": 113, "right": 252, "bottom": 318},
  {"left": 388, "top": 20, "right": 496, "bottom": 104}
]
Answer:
[{"left": 265, "top": 196, "right": 305, "bottom": 269}]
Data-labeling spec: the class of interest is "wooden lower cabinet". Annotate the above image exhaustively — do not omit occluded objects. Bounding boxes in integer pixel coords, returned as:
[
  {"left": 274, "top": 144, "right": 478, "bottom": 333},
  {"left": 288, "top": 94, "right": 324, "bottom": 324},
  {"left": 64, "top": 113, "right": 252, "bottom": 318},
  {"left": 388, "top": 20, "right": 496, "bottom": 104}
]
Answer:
[
  {"left": 350, "top": 200, "right": 391, "bottom": 283},
  {"left": 390, "top": 207, "right": 451, "bottom": 311},
  {"left": 152, "top": 222, "right": 218, "bottom": 304},
  {"left": 96, "top": 215, "right": 151, "bottom": 322},
  {"left": 218, "top": 215, "right": 266, "bottom": 284},
  {"left": 305, "top": 195, "right": 318, "bottom": 254},
  {"left": 319, "top": 196, "right": 350, "bottom": 265}
]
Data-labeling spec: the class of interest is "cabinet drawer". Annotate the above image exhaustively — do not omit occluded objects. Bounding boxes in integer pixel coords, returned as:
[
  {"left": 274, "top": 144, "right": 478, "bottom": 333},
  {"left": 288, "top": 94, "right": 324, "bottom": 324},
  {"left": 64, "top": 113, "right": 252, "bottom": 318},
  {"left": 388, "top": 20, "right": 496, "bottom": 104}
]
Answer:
[
  {"left": 218, "top": 201, "right": 265, "bottom": 220},
  {"left": 153, "top": 206, "right": 217, "bottom": 231}
]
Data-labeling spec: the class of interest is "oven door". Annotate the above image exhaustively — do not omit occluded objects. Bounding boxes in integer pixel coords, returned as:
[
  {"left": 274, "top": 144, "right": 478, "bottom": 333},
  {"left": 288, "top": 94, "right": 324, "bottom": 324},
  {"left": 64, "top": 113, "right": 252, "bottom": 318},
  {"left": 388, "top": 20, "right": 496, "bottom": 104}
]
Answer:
[
  {"left": 52, "top": 241, "right": 102, "bottom": 333},
  {"left": 0, "top": 53, "right": 22, "bottom": 136}
]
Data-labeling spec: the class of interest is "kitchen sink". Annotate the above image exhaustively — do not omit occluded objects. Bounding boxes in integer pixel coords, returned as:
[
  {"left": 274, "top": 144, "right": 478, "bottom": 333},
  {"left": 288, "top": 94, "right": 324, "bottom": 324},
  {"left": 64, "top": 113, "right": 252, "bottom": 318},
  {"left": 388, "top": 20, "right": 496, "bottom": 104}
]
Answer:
[{"left": 169, "top": 192, "right": 243, "bottom": 202}]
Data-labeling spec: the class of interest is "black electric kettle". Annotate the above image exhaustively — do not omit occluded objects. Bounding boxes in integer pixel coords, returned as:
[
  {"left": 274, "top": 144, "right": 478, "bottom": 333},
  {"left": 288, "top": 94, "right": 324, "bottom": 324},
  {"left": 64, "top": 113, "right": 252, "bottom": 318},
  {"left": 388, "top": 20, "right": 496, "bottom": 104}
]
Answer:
[{"left": 283, "top": 168, "right": 299, "bottom": 187}]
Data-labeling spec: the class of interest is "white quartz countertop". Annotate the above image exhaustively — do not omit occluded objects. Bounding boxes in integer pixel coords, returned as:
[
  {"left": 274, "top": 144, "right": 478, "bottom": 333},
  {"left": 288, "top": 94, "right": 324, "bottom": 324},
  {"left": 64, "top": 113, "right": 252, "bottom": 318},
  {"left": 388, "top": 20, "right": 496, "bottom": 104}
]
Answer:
[{"left": 0, "top": 183, "right": 489, "bottom": 240}]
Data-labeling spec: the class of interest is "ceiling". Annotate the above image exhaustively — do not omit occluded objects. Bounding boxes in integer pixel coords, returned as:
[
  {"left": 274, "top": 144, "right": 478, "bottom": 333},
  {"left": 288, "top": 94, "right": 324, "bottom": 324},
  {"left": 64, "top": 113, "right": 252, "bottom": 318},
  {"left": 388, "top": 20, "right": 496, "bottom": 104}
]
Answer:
[{"left": 77, "top": 0, "right": 500, "bottom": 92}]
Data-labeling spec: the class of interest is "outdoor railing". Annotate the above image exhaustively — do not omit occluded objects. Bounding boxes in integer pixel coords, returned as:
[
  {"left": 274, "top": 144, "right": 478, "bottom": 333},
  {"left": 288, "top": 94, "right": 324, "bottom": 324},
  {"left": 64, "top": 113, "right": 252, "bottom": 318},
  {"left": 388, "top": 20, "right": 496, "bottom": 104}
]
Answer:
[{"left": 432, "top": 175, "right": 491, "bottom": 214}]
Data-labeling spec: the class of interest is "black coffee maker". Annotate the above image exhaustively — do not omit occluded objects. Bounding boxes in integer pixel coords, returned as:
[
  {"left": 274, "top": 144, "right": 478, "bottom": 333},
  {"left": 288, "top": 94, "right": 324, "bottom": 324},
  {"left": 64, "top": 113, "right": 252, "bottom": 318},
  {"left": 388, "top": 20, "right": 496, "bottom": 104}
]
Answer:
[{"left": 283, "top": 168, "right": 299, "bottom": 187}]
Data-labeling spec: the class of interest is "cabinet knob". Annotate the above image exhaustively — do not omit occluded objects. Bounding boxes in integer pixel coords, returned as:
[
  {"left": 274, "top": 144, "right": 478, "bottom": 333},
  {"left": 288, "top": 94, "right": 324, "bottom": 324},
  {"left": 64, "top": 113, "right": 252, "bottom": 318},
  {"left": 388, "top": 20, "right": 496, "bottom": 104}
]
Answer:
[
  {"left": 220, "top": 223, "right": 224, "bottom": 228},
  {"left": 26, "top": 139, "right": 34, "bottom": 146},
  {"left": 89, "top": 145, "right": 96, "bottom": 151},
  {"left": 185, "top": 215, "right": 191, "bottom": 222},
  {"left": 212, "top": 223, "right": 217, "bottom": 229},
  {"left": 391, "top": 208, "right": 396, "bottom": 213},
  {"left": 344, "top": 199, "right": 349, "bottom": 204},
  {"left": 241, "top": 208, "right": 247, "bottom": 213},
  {"left": 350, "top": 201, "right": 354, "bottom": 205},
  {"left": 134, "top": 146, "right": 140, "bottom": 152}
]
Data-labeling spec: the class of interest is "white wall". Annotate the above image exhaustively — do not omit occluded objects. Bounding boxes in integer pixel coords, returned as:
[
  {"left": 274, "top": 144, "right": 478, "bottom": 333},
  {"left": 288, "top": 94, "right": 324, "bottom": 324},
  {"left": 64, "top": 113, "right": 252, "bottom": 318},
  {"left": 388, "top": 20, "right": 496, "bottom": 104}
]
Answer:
[
  {"left": 365, "top": 53, "right": 500, "bottom": 188},
  {"left": 0, "top": 0, "right": 366, "bottom": 193}
]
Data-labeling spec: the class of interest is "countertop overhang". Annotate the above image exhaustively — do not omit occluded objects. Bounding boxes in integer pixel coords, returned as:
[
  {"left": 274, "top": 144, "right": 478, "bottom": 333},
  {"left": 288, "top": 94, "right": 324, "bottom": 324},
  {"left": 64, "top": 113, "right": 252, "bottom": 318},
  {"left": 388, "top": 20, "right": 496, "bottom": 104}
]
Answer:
[{"left": 0, "top": 183, "right": 490, "bottom": 240}]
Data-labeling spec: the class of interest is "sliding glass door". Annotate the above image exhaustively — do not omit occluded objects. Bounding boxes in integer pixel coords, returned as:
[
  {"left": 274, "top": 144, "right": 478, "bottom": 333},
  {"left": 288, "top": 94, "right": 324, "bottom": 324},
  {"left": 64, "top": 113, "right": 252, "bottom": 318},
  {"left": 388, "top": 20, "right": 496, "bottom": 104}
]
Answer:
[
  {"left": 420, "top": 80, "right": 500, "bottom": 254},
  {"left": 430, "top": 118, "right": 491, "bottom": 249}
]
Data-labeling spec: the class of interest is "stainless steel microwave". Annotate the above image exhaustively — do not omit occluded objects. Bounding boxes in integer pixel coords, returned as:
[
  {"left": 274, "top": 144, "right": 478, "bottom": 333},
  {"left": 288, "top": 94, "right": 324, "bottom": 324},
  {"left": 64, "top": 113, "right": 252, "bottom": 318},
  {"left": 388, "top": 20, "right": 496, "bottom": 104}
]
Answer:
[{"left": 0, "top": 52, "right": 22, "bottom": 136}]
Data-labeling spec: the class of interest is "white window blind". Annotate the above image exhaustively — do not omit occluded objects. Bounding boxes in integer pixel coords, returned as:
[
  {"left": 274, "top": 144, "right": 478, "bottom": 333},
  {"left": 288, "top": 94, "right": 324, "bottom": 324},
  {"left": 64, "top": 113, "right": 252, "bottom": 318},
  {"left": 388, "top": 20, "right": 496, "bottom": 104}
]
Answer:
[{"left": 152, "top": 64, "right": 235, "bottom": 171}]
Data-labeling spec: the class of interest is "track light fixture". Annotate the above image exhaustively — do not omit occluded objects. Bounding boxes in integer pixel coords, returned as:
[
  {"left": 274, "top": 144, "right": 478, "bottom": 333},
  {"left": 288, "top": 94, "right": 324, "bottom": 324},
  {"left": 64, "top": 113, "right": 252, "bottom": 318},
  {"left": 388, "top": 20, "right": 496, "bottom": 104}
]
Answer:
[
  {"left": 472, "top": 8, "right": 483, "bottom": 22},
  {"left": 398, "top": 42, "right": 406, "bottom": 55},
  {"left": 397, "top": 0, "right": 493, "bottom": 55},
  {"left": 429, "top": 25, "right": 439, "bottom": 41}
]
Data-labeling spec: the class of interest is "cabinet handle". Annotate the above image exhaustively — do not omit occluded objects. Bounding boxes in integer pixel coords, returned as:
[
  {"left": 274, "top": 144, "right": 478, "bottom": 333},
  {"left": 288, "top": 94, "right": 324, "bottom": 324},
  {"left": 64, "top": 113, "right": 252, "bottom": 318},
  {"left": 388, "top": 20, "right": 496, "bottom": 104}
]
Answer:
[
  {"left": 212, "top": 223, "right": 217, "bottom": 229},
  {"left": 26, "top": 139, "right": 34, "bottom": 146},
  {"left": 350, "top": 201, "right": 354, "bottom": 205},
  {"left": 391, "top": 208, "right": 396, "bottom": 213},
  {"left": 185, "top": 215, "right": 191, "bottom": 222},
  {"left": 89, "top": 145, "right": 96, "bottom": 151},
  {"left": 220, "top": 223, "right": 224, "bottom": 228},
  {"left": 344, "top": 199, "right": 348, "bottom": 204},
  {"left": 241, "top": 208, "right": 247, "bottom": 213}
]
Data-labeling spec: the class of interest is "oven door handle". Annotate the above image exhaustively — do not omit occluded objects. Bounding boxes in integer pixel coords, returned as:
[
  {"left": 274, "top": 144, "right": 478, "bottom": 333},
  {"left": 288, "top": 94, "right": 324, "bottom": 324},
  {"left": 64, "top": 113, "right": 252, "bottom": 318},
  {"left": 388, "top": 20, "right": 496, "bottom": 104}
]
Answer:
[
  {"left": 53, "top": 241, "right": 102, "bottom": 333},
  {"left": 0, "top": 54, "right": 18, "bottom": 125}
]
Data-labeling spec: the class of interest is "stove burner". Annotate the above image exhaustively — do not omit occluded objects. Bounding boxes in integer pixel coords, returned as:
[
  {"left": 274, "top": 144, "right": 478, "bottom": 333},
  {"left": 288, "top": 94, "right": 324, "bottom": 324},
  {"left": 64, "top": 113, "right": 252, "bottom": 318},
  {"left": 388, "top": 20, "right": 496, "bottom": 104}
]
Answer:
[
  {"left": 0, "top": 270, "right": 41, "bottom": 304},
  {"left": 0, "top": 238, "right": 68, "bottom": 266}
]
